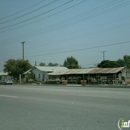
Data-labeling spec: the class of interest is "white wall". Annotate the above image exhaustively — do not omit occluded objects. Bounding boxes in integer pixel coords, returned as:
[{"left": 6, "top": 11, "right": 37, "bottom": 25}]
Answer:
[
  {"left": 121, "top": 68, "right": 130, "bottom": 82},
  {"left": 31, "top": 68, "right": 48, "bottom": 81},
  {"left": 125, "top": 68, "right": 130, "bottom": 82}
]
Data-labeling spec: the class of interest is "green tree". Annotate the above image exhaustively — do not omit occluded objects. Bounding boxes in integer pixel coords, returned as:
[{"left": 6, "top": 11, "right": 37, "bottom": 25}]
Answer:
[
  {"left": 4, "top": 59, "right": 32, "bottom": 79},
  {"left": 48, "top": 63, "right": 59, "bottom": 66},
  {"left": 97, "top": 60, "right": 121, "bottom": 68},
  {"left": 98, "top": 55, "right": 130, "bottom": 68},
  {"left": 39, "top": 62, "right": 46, "bottom": 66},
  {"left": 117, "top": 59, "right": 126, "bottom": 67},
  {"left": 123, "top": 55, "right": 130, "bottom": 67},
  {"left": 63, "top": 56, "right": 80, "bottom": 69}
]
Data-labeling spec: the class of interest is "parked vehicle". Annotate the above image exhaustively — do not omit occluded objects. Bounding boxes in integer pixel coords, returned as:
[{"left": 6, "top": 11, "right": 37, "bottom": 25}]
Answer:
[{"left": 3, "top": 79, "right": 13, "bottom": 85}]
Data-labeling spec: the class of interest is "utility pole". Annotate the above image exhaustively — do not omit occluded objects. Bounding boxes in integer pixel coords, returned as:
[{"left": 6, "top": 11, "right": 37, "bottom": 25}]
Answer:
[
  {"left": 101, "top": 51, "right": 106, "bottom": 61},
  {"left": 35, "top": 61, "right": 37, "bottom": 66},
  {"left": 21, "top": 41, "right": 25, "bottom": 60}
]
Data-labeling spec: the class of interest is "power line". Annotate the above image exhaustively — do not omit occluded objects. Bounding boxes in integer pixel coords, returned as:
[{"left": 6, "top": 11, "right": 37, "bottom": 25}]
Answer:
[
  {"left": 0, "top": 0, "right": 73, "bottom": 30},
  {"left": 0, "top": 0, "right": 129, "bottom": 51},
  {"left": 0, "top": 16, "right": 130, "bottom": 49},
  {"left": 0, "top": 0, "right": 125, "bottom": 31},
  {"left": 1, "top": 0, "right": 129, "bottom": 44},
  {"left": 0, "top": 0, "right": 87, "bottom": 33},
  {"left": 0, "top": 0, "right": 128, "bottom": 43},
  {"left": 24, "top": 41, "right": 130, "bottom": 58},
  {"left": 0, "top": 0, "right": 129, "bottom": 48},
  {"left": 1, "top": 40, "right": 129, "bottom": 60},
  {"left": 0, "top": 0, "right": 45, "bottom": 21},
  {"left": 33, "top": 1, "right": 130, "bottom": 36},
  {"left": 23, "top": 22, "right": 130, "bottom": 53},
  {"left": 0, "top": 0, "right": 58, "bottom": 24}
]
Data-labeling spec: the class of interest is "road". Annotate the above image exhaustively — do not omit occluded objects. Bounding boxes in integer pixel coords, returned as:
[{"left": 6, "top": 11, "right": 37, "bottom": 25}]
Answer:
[{"left": 0, "top": 85, "right": 130, "bottom": 130}]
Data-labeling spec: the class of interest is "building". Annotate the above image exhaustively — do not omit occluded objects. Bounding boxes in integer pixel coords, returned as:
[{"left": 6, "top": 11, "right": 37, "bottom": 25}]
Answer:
[
  {"left": 23, "top": 66, "right": 69, "bottom": 82},
  {"left": 48, "top": 67, "right": 130, "bottom": 84},
  {"left": 0, "top": 71, "right": 12, "bottom": 80}
]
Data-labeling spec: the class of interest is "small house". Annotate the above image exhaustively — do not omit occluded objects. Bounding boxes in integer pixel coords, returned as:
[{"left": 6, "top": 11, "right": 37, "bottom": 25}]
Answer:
[{"left": 23, "top": 66, "right": 68, "bottom": 82}]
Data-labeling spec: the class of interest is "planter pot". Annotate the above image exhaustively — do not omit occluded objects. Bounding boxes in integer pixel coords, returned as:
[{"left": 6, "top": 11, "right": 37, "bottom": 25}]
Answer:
[
  {"left": 62, "top": 80, "right": 67, "bottom": 85},
  {"left": 80, "top": 80, "right": 86, "bottom": 86}
]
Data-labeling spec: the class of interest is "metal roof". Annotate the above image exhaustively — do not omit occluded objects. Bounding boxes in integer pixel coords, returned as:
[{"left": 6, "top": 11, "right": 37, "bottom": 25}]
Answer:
[
  {"left": 24, "top": 66, "right": 69, "bottom": 75},
  {"left": 0, "top": 71, "right": 8, "bottom": 76},
  {"left": 48, "top": 67, "right": 125, "bottom": 75},
  {"left": 88, "top": 67, "right": 125, "bottom": 74},
  {"left": 35, "top": 66, "right": 69, "bottom": 72},
  {"left": 65, "top": 69, "right": 93, "bottom": 74},
  {"left": 48, "top": 70, "right": 68, "bottom": 75}
]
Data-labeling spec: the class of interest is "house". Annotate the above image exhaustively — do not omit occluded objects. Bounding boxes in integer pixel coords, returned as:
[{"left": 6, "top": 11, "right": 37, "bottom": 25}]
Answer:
[
  {"left": 0, "top": 71, "right": 12, "bottom": 80},
  {"left": 23, "top": 66, "right": 69, "bottom": 82}
]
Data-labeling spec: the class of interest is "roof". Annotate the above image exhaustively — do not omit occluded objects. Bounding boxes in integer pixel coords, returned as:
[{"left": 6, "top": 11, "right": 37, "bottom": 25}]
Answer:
[
  {"left": 34, "top": 66, "right": 69, "bottom": 72},
  {"left": 23, "top": 66, "right": 69, "bottom": 75},
  {"left": 48, "top": 69, "right": 69, "bottom": 75},
  {"left": 88, "top": 67, "right": 125, "bottom": 74},
  {"left": 23, "top": 69, "right": 32, "bottom": 75},
  {"left": 0, "top": 71, "right": 8, "bottom": 76},
  {"left": 48, "top": 67, "right": 126, "bottom": 75}
]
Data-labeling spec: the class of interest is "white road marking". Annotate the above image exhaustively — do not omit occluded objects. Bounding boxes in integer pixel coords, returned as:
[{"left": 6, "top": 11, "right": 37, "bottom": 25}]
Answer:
[{"left": 0, "top": 95, "right": 18, "bottom": 98}]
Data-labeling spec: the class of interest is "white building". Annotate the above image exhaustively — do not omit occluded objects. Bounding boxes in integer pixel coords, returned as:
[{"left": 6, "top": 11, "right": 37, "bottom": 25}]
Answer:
[
  {"left": 23, "top": 66, "right": 69, "bottom": 82},
  {"left": 0, "top": 71, "right": 12, "bottom": 80}
]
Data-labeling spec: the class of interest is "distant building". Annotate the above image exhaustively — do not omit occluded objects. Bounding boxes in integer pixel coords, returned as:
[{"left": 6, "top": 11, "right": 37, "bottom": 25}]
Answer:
[{"left": 0, "top": 71, "right": 12, "bottom": 80}]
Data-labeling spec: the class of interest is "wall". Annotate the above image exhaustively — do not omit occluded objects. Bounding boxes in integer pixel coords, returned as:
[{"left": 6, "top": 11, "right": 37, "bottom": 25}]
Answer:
[
  {"left": 31, "top": 68, "right": 48, "bottom": 82},
  {"left": 121, "top": 68, "right": 130, "bottom": 82},
  {"left": 125, "top": 68, "right": 130, "bottom": 82}
]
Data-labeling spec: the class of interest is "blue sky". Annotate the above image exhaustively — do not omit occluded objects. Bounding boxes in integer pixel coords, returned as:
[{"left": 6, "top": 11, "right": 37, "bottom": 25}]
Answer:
[{"left": 0, "top": 0, "right": 130, "bottom": 70}]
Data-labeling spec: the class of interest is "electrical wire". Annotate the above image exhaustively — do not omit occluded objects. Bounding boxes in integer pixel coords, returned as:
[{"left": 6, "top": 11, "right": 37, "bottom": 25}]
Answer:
[
  {"left": 24, "top": 41, "right": 130, "bottom": 58},
  {"left": 0, "top": 0, "right": 124, "bottom": 31},
  {"left": 0, "top": 0, "right": 128, "bottom": 44},
  {"left": 0, "top": 0, "right": 45, "bottom": 21},
  {"left": 20, "top": 22, "right": 130, "bottom": 53},
  {"left": 0, "top": 0, "right": 87, "bottom": 33},
  {"left": 1, "top": 0, "right": 129, "bottom": 42},
  {"left": 0, "top": 13, "right": 130, "bottom": 49},
  {"left": 0, "top": 40, "right": 129, "bottom": 60},
  {"left": 0, "top": 0, "right": 58, "bottom": 24},
  {"left": 0, "top": 0, "right": 73, "bottom": 30}
]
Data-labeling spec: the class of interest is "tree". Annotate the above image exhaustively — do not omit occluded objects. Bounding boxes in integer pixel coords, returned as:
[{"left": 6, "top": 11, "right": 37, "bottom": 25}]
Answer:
[
  {"left": 63, "top": 56, "right": 80, "bottom": 69},
  {"left": 48, "top": 62, "right": 59, "bottom": 66},
  {"left": 117, "top": 59, "right": 126, "bottom": 67},
  {"left": 97, "top": 55, "right": 130, "bottom": 68},
  {"left": 39, "top": 62, "right": 46, "bottom": 66},
  {"left": 97, "top": 60, "right": 121, "bottom": 68},
  {"left": 4, "top": 59, "right": 32, "bottom": 79},
  {"left": 123, "top": 55, "right": 130, "bottom": 67}
]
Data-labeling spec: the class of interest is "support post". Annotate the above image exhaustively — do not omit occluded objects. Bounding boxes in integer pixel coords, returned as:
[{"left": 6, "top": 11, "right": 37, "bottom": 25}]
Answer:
[{"left": 19, "top": 74, "right": 21, "bottom": 83}]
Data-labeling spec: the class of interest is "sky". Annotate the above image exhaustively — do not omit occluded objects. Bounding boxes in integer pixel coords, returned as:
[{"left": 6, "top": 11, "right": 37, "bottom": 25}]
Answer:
[{"left": 0, "top": 0, "right": 130, "bottom": 70}]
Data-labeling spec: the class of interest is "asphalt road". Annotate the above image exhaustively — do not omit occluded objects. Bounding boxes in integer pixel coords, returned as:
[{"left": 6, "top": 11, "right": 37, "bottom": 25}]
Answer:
[{"left": 0, "top": 85, "right": 130, "bottom": 130}]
